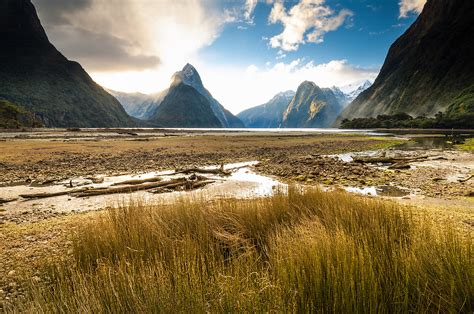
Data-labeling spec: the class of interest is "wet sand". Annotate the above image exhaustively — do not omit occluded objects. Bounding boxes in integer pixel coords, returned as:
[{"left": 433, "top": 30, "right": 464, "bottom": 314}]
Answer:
[
  {"left": 0, "top": 129, "right": 472, "bottom": 224},
  {"left": 0, "top": 129, "right": 473, "bottom": 308}
]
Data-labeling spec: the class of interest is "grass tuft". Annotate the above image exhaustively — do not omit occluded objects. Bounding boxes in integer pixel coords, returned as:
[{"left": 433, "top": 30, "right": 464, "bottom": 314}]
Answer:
[{"left": 11, "top": 188, "right": 473, "bottom": 312}]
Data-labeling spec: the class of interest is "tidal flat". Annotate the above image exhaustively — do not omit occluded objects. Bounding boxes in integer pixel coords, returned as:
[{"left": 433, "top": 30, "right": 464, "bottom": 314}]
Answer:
[{"left": 0, "top": 129, "right": 473, "bottom": 311}]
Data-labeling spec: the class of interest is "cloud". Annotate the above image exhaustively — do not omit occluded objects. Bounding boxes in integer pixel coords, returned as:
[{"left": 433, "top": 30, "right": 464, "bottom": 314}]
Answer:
[
  {"left": 223, "top": 0, "right": 258, "bottom": 25},
  {"left": 199, "top": 59, "right": 378, "bottom": 113},
  {"left": 33, "top": 0, "right": 92, "bottom": 24},
  {"left": 46, "top": 26, "right": 160, "bottom": 71},
  {"left": 399, "top": 0, "right": 426, "bottom": 18},
  {"left": 32, "top": 0, "right": 225, "bottom": 72},
  {"left": 268, "top": 0, "right": 353, "bottom": 51},
  {"left": 244, "top": 0, "right": 258, "bottom": 23}
]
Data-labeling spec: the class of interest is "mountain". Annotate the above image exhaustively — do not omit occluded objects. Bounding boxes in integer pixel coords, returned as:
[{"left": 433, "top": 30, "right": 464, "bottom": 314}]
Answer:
[
  {"left": 0, "top": 99, "right": 43, "bottom": 128},
  {"left": 329, "top": 87, "right": 350, "bottom": 108},
  {"left": 170, "top": 64, "right": 244, "bottom": 128},
  {"left": 339, "top": 0, "right": 474, "bottom": 122},
  {"left": 108, "top": 89, "right": 167, "bottom": 121},
  {"left": 342, "top": 80, "right": 372, "bottom": 102},
  {"left": 330, "top": 80, "right": 372, "bottom": 106},
  {"left": 0, "top": 0, "right": 135, "bottom": 127},
  {"left": 111, "top": 64, "right": 244, "bottom": 128},
  {"left": 282, "top": 81, "right": 344, "bottom": 128},
  {"left": 237, "top": 91, "right": 295, "bottom": 128},
  {"left": 148, "top": 83, "right": 222, "bottom": 128}
]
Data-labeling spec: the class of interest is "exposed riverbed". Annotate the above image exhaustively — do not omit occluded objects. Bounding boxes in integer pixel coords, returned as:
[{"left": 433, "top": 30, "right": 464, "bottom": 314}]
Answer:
[{"left": 0, "top": 129, "right": 472, "bottom": 224}]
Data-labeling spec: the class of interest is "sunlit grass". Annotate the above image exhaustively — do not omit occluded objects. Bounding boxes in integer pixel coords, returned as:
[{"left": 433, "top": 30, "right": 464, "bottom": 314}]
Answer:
[
  {"left": 12, "top": 189, "right": 473, "bottom": 312},
  {"left": 457, "top": 138, "right": 474, "bottom": 151}
]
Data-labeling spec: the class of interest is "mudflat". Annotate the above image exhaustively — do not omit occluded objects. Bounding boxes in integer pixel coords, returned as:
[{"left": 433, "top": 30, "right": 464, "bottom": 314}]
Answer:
[{"left": 0, "top": 129, "right": 473, "bottom": 310}]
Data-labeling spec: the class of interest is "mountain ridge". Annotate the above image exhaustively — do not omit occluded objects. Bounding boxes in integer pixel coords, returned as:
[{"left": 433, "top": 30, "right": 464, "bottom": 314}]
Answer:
[
  {"left": 0, "top": 0, "right": 135, "bottom": 127},
  {"left": 148, "top": 83, "right": 223, "bottom": 128},
  {"left": 338, "top": 0, "right": 474, "bottom": 122},
  {"left": 282, "top": 81, "right": 343, "bottom": 128},
  {"left": 112, "top": 64, "right": 243, "bottom": 128},
  {"left": 237, "top": 90, "right": 295, "bottom": 128}
]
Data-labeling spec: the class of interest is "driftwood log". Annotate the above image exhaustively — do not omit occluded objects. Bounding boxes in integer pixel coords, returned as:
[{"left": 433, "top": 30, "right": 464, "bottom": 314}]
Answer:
[
  {"left": 19, "top": 187, "right": 91, "bottom": 200},
  {"left": 387, "top": 163, "right": 411, "bottom": 170},
  {"left": 175, "top": 163, "right": 231, "bottom": 176},
  {"left": 73, "top": 178, "right": 189, "bottom": 197},
  {"left": 111, "top": 177, "right": 162, "bottom": 186},
  {"left": 353, "top": 155, "right": 429, "bottom": 164},
  {"left": 0, "top": 197, "right": 18, "bottom": 204},
  {"left": 458, "top": 175, "right": 473, "bottom": 183},
  {"left": 149, "top": 180, "right": 215, "bottom": 194}
]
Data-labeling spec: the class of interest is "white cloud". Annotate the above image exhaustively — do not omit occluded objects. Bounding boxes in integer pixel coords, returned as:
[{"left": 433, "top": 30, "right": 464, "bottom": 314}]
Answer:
[
  {"left": 198, "top": 59, "right": 378, "bottom": 114},
  {"left": 244, "top": 0, "right": 258, "bottom": 23},
  {"left": 35, "top": 0, "right": 226, "bottom": 73},
  {"left": 268, "top": 0, "right": 353, "bottom": 51},
  {"left": 399, "top": 0, "right": 426, "bottom": 18},
  {"left": 276, "top": 50, "right": 287, "bottom": 60}
]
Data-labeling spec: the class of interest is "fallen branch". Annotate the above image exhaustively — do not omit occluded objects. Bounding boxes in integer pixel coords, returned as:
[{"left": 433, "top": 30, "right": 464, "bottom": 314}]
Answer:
[
  {"left": 353, "top": 155, "right": 429, "bottom": 164},
  {"left": 149, "top": 180, "right": 215, "bottom": 194},
  {"left": 175, "top": 164, "right": 231, "bottom": 176},
  {"left": 20, "top": 187, "right": 90, "bottom": 200},
  {"left": 0, "top": 197, "right": 17, "bottom": 204},
  {"left": 388, "top": 163, "right": 410, "bottom": 170},
  {"left": 111, "top": 177, "right": 162, "bottom": 186},
  {"left": 458, "top": 175, "right": 473, "bottom": 183},
  {"left": 74, "top": 178, "right": 187, "bottom": 197}
]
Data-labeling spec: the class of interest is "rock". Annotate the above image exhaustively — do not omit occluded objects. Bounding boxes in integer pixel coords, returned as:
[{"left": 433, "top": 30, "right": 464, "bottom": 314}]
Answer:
[{"left": 7, "top": 270, "right": 15, "bottom": 277}]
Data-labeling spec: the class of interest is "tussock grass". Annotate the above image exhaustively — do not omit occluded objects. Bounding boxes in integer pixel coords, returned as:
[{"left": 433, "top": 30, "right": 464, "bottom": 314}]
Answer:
[{"left": 14, "top": 189, "right": 473, "bottom": 313}]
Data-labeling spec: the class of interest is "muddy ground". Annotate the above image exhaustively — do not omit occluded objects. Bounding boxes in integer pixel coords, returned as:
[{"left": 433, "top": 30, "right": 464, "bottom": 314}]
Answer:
[{"left": 0, "top": 129, "right": 473, "bottom": 309}]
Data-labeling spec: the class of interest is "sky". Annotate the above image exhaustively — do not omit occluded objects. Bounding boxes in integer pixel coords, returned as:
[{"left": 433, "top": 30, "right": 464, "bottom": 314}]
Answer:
[{"left": 32, "top": 0, "right": 426, "bottom": 114}]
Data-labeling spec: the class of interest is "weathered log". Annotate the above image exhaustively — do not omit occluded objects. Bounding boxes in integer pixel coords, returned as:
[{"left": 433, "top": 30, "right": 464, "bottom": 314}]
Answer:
[
  {"left": 458, "top": 175, "right": 473, "bottom": 183},
  {"left": 353, "top": 155, "right": 428, "bottom": 164},
  {"left": 388, "top": 163, "right": 410, "bottom": 170},
  {"left": 111, "top": 177, "right": 162, "bottom": 186},
  {"left": 175, "top": 166, "right": 230, "bottom": 176},
  {"left": 149, "top": 180, "right": 215, "bottom": 194},
  {"left": 0, "top": 197, "right": 17, "bottom": 204},
  {"left": 74, "top": 178, "right": 187, "bottom": 197},
  {"left": 20, "top": 187, "right": 90, "bottom": 200},
  {"left": 353, "top": 157, "right": 398, "bottom": 164},
  {"left": 190, "top": 180, "right": 215, "bottom": 189}
]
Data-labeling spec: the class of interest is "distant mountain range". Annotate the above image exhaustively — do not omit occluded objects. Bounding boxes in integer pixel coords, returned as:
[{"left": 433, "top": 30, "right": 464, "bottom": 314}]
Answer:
[
  {"left": 0, "top": 0, "right": 135, "bottom": 128},
  {"left": 337, "top": 80, "right": 372, "bottom": 103},
  {"left": 237, "top": 91, "right": 295, "bottom": 128},
  {"left": 338, "top": 0, "right": 474, "bottom": 123},
  {"left": 110, "top": 64, "right": 244, "bottom": 128},
  {"left": 282, "top": 81, "right": 343, "bottom": 128},
  {"left": 238, "top": 81, "right": 370, "bottom": 128},
  {"left": 4, "top": 0, "right": 471, "bottom": 129}
]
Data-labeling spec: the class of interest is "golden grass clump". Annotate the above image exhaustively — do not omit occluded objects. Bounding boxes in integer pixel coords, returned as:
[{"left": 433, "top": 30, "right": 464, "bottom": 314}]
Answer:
[{"left": 13, "top": 188, "right": 473, "bottom": 313}]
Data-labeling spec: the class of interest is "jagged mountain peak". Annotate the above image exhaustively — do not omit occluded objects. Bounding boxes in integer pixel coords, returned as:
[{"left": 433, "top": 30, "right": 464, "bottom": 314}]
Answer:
[
  {"left": 338, "top": 0, "right": 474, "bottom": 121},
  {"left": 299, "top": 81, "right": 318, "bottom": 89},
  {"left": 171, "top": 63, "right": 203, "bottom": 89},
  {"left": 0, "top": 0, "right": 135, "bottom": 127},
  {"left": 273, "top": 90, "right": 296, "bottom": 99}
]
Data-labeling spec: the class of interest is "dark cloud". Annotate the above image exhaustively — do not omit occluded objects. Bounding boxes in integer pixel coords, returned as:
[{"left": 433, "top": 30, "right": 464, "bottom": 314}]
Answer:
[
  {"left": 47, "top": 26, "right": 160, "bottom": 71},
  {"left": 31, "top": 0, "right": 160, "bottom": 71},
  {"left": 32, "top": 0, "right": 92, "bottom": 25}
]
